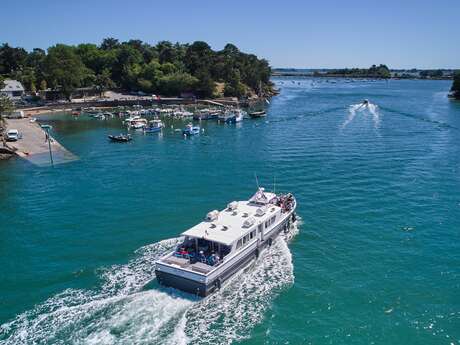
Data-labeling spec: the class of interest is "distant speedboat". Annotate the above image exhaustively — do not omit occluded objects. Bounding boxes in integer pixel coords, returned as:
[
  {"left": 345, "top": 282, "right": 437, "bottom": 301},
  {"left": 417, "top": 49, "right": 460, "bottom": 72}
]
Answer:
[
  {"left": 182, "top": 123, "right": 201, "bottom": 136},
  {"left": 108, "top": 134, "right": 132, "bottom": 142}
]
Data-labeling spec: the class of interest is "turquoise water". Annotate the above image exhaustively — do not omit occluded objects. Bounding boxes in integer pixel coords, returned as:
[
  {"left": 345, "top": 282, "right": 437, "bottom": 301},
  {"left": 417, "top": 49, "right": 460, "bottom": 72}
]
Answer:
[{"left": 1, "top": 79, "right": 459, "bottom": 344}]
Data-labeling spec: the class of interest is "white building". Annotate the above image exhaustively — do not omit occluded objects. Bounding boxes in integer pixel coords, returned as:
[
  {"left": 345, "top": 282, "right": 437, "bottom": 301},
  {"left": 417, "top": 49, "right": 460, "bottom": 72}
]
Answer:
[{"left": 0, "top": 80, "right": 25, "bottom": 99}]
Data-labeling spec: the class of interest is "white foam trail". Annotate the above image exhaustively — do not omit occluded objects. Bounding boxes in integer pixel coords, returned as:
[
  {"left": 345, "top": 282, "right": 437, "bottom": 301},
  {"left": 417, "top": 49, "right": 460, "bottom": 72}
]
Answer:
[
  {"left": 341, "top": 102, "right": 380, "bottom": 129},
  {"left": 0, "top": 224, "right": 300, "bottom": 345},
  {"left": 367, "top": 103, "right": 381, "bottom": 129},
  {"left": 184, "top": 223, "right": 298, "bottom": 344}
]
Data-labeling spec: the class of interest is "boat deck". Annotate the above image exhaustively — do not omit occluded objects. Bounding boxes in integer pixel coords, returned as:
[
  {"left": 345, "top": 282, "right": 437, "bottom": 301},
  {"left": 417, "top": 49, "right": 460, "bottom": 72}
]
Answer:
[{"left": 163, "top": 255, "right": 214, "bottom": 274}]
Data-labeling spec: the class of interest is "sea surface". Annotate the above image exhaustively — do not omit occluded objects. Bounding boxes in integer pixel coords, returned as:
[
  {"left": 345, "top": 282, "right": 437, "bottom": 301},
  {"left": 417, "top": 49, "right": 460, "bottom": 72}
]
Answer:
[{"left": 1, "top": 79, "right": 459, "bottom": 344}]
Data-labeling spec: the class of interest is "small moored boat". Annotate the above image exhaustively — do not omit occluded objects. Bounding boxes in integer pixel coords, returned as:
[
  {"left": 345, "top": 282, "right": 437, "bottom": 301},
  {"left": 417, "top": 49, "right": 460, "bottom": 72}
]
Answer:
[
  {"left": 248, "top": 110, "right": 266, "bottom": 118},
  {"left": 143, "top": 119, "right": 164, "bottom": 133},
  {"left": 225, "top": 109, "right": 245, "bottom": 124},
  {"left": 108, "top": 134, "right": 132, "bottom": 142},
  {"left": 127, "top": 118, "right": 148, "bottom": 130},
  {"left": 182, "top": 123, "right": 201, "bottom": 136}
]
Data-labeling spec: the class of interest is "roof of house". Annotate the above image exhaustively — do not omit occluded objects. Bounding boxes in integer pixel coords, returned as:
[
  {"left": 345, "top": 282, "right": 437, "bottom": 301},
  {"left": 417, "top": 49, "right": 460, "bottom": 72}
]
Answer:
[
  {"left": 181, "top": 189, "right": 280, "bottom": 246},
  {"left": 1, "top": 80, "right": 25, "bottom": 92}
]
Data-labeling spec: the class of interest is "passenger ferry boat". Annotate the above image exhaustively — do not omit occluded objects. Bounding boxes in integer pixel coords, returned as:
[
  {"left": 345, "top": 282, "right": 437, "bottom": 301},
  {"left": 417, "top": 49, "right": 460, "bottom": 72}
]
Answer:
[{"left": 155, "top": 187, "right": 297, "bottom": 296}]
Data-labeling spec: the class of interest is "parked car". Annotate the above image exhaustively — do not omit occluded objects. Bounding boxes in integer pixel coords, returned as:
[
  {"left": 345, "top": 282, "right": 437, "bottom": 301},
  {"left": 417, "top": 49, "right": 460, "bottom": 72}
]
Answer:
[
  {"left": 6, "top": 110, "right": 25, "bottom": 119},
  {"left": 5, "top": 129, "right": 20, "bottom": 141}
]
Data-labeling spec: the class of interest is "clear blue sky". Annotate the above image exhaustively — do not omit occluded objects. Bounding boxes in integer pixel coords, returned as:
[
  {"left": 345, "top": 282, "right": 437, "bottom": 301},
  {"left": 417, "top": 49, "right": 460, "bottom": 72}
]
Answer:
[{"left": 2, "top": 0, "right": 459, "bottom": 69}]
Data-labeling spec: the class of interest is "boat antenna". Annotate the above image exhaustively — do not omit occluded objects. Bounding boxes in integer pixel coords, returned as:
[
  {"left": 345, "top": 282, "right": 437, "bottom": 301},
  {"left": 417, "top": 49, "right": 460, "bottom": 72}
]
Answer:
[{"left": 254, "top": 172, "right": 260, "bottom": 189}]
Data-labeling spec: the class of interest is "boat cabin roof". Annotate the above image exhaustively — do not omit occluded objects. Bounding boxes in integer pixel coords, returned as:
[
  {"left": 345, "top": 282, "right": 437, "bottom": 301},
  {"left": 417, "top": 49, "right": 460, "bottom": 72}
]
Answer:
[{"left": 182, "top": 191, "right": 280, "bottom": 246}]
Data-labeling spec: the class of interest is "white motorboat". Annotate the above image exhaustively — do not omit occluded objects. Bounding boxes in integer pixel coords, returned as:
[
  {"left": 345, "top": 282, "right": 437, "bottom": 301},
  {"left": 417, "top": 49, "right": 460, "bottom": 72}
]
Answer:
[{"left": 155, "top": 187, "right": 297, "bottom": 296}]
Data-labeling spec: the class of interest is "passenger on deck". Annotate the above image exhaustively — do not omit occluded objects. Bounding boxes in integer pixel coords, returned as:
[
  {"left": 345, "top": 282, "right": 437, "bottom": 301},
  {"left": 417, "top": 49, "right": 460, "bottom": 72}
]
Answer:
[
  {"left": 178, "top": 247, "right": 188, "bottom": 257},
  {"left": 208, "top": 253, "right": 215, "bottom": 266},
  {"left": 208, "top": 253, "right": 221, "bottom": 266},
  {"left": 198, "top": 250, "right": 206, "bottom": 263}
]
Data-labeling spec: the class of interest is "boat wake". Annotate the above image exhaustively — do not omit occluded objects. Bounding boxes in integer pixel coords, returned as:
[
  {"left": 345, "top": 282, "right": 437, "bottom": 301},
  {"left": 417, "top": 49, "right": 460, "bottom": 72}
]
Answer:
[
  {"left": 0, "top": 224, "right": 300, "bottom": 345},
  {"left": 342, "top": 101, "right": 380, "bottom": 129}
]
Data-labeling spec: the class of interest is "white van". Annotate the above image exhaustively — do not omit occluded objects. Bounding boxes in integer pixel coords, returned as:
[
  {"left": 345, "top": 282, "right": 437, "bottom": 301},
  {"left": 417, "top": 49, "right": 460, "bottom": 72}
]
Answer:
[
  {"left": 5, "top": 129, "right": 19, "bottom": 141},
  {"left": 6, "top": 110, "right": 25, "bottom": 119}
]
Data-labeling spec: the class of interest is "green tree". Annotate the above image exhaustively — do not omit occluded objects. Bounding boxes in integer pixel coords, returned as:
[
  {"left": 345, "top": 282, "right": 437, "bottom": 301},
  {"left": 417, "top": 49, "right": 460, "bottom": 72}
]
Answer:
[
  {"left": 0, "top": 38, "right": 274, "bottom": 99},
  {"left": 39, "top": 79, "right": 48, "bottom": 91},
  {"left": 0, "top": 43, "right": 28, "bottom": 74},
  {"left": 44, "top": 44, "right": 89, "bottom": 100},
  {"left": 94, "top": 68, "right": 115, "bottom": 96},
  {"left": 194, "top": 68, "right": 215, "bottom": 98},
  {"left": 100, "top": 37, "right": 120, "bottom": 51},
  {"left": 224, "top": 69, "right": 246, "bottom": 97},
  {"left": 138, "top": 60, "right": 164, "bottom": 92},
  {"left": 11, "top": 67, "right": 37, "bottom": 91},
  {"left": 184, "top": 41, "right": 213, "bottom": 75},
  {"left": 158, "top": 72, "right": 198, "bottom": 96},
  {"left": 0, "top": 94, "right": 14, "bottom": 116},
  {"left": 112, "top": 45, "right": 143, "bottom": 89},
  {"left": 450, "top": 71, "right": 460, "bottom": 99}
]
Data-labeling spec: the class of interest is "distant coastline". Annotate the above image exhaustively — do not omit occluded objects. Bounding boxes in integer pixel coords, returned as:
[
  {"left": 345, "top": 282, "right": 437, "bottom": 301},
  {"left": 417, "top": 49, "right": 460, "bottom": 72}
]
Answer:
[{"left": 272, "top": 67, "right": 455, "bottom": 80}]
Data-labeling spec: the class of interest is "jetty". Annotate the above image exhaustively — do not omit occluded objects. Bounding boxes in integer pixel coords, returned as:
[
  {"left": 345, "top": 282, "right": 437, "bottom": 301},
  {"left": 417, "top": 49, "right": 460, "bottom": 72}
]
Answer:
[{"left": 4, "top": 118, "right": 77, "bottom": 166}]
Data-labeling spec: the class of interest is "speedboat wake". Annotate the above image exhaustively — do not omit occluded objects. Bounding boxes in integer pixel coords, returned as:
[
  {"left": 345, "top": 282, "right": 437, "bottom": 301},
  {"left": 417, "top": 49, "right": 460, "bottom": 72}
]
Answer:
[{"left": 342, "top": 100, "right": 380, "bottom": 129}]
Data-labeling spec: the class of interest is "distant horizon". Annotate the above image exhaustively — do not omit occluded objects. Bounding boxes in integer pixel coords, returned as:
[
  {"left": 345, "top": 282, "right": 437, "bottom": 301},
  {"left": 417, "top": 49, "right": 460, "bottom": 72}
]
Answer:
[
  {"left": 2, "top": 0, "right": 459, "bottom": 70},
  {"left": 272, "top": 67, "right": 458, "bottom": 71}
]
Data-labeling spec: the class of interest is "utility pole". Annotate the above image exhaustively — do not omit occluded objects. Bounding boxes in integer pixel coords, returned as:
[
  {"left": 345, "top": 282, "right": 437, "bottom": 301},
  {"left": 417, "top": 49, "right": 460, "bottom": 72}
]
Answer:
[{"left": 46, "top": 127, "right": 54, "bottom": 166}]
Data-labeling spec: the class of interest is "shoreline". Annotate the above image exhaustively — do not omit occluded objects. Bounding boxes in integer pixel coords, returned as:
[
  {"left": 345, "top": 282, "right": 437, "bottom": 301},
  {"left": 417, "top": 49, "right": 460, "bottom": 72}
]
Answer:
[
  {"left": 17, "top": 95, "right": 270, "bottom": 117},
  {"left": 271, "top": 72, "right": 452, "bottom": 80}
]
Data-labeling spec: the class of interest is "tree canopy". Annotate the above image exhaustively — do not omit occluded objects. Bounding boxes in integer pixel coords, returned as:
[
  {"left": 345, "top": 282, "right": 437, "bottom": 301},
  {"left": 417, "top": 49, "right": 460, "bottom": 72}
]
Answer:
[
  {"left": 323, "top": 64, "right": 391, "bottom": 78},
  {"left": 450, "top": 71, "right": 460, "bottom": 99},
  {"left": 0, "top": 39, "right": 273, "bottom": 99}
]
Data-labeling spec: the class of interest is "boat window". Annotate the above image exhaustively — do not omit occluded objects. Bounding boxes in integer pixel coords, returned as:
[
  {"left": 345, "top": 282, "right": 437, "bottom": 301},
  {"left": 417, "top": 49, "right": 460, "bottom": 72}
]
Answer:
[
  {"left": 264, "top": 215, "right": 277, "bottom": 228},
  {"left": 221, "top": 245, "right": 231, "bottom": 258},
  {"left": 236, "top": 239, "right": 242, "bottom": 249},
  {"left": 258, "top": 224, "right": 263, "bottom": 233},
  {"left": 250, "top": 230, "right": 255, "bottom": 239}
]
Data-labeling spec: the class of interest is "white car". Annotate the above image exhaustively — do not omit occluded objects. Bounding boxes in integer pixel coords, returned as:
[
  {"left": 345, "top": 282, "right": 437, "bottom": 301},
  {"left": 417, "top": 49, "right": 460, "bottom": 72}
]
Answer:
[{"left": 5, "top": 129, "right": 20, "bottom": 142}]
